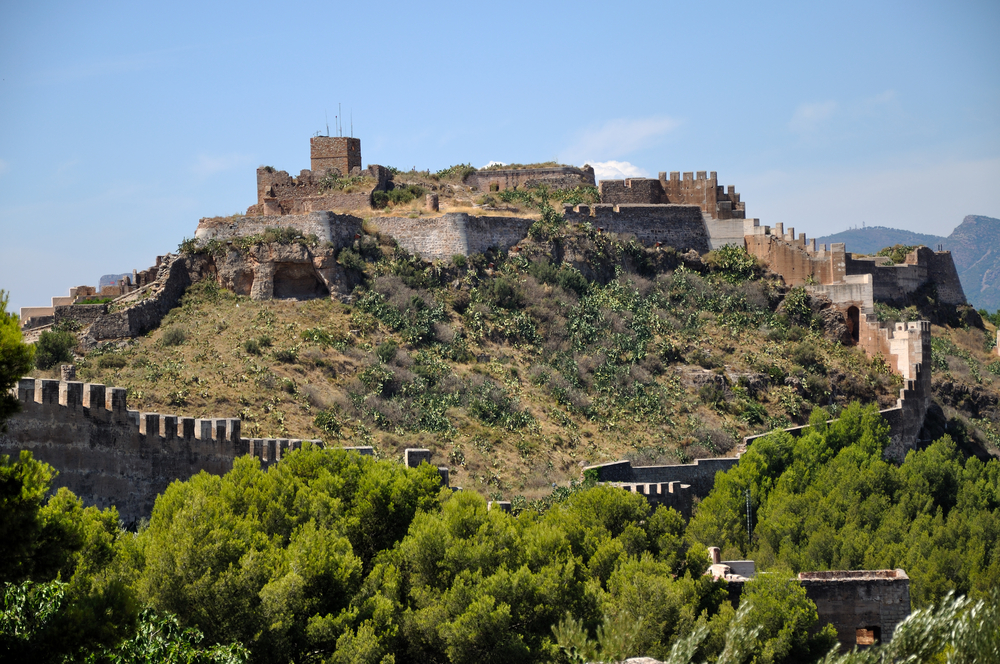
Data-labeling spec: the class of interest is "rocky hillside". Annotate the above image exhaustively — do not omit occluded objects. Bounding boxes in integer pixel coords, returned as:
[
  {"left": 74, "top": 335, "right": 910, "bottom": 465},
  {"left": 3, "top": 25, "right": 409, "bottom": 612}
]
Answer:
[
  {"left": 816, "top": 215, "right": 1000, "bottom": 311},
  {"left": 38, "top": 226, "right": 931, "bottom": 508}
]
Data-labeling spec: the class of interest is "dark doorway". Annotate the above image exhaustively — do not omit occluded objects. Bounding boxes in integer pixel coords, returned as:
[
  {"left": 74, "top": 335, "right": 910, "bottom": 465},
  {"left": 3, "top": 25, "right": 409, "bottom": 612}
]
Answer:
[
  {"left": 847, "top": 306, "right": 860, "bottom": 345},
  {"left": 272, "top": 264, "right": 328, "bottom": 300}
]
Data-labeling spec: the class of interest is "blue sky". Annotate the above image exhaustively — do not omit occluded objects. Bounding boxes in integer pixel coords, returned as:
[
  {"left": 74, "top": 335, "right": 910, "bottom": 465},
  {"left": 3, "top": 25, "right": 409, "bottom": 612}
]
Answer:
[{"left": 2, "top": 0, "right": 998, "bottom": 314}]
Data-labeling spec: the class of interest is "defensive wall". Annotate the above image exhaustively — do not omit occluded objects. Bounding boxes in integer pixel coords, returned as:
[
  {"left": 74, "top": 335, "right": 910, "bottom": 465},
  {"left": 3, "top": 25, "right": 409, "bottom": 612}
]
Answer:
[
  {"left": 599, "top": 171, "right": 746, "bottom": 220},
  {"left": 470, "top": 165, "right": 595, "bottom": 192},
  {"left": 246, "top": 137, "right": 388, "bottom": 216},
  {"left": 1, "top": 377, "right": 450, "bottom": 525},
  {"left": 196, "top": 211, "right": 363, "bottom": 247},
  {"left": 368, "top": 213, "right": 535, "bottom": 262},
  {"left": 562, "top": 204, "right": 713, "bottom": 254},
  {"left": 743, "top": 220, "right": 966, "bottom": 306}
]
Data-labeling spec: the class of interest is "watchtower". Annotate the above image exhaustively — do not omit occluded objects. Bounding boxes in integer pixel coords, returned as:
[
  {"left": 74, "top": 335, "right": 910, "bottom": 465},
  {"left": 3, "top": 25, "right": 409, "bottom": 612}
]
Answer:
[{"left": 310, "top": 136, "right": 361, "bottom": 175}]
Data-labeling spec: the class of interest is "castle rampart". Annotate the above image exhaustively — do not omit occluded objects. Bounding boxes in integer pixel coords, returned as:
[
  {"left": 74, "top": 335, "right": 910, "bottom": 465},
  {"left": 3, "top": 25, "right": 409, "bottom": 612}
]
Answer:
[
  {"left": 368, "top": 213, "right": 535, "bottom": 261},
  {"left": 196, "top": 211, "right": 363, "bottom": 247},
  {"left": 598, "top": 171, "right": 746, "bottom": 220},
  {"left": 1, "top": 377, "right": 454, "bottom": 525},
  {"left": 470, "top": 165, "right": 595, "bottom": 192},
  {"left": 563, "top": 204, "right": 713, "bottom": 254}
]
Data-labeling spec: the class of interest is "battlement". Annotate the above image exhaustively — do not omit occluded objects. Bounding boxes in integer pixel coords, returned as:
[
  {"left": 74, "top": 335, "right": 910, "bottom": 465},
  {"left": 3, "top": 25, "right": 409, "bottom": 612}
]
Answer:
[
  {"left": 250, "top": 163, "right": 390, "bottom": 216},
  {"left": 1, "top": 377, "right": 438, "bottom": 524},
  {"left": 617, "top": 481, "right": 694, "bottom": 519},
  {"left": 598, "top": 170, "right": 746, "bottom": 220},
  {"left": 584, "top": 456, "right": 739, "bottom": 501}
]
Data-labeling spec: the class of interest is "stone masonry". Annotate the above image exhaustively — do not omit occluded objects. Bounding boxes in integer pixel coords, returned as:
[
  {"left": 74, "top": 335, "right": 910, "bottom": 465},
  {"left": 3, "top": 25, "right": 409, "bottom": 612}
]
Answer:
[{"left": 470, "top": 165, "right": 596, "bottom": 192}]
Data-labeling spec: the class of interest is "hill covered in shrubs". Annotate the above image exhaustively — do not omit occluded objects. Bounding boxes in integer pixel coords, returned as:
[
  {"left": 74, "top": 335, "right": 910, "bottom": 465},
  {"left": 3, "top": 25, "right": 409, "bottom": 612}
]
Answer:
[{"left": 57, "top": 226, "right": 921, "bottom": 503}]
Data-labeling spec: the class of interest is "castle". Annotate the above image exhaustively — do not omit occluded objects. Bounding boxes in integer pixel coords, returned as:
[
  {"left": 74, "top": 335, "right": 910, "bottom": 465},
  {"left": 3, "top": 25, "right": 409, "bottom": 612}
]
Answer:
[{"left": 11, "top": 134, "right": 972, "bottom": 521}]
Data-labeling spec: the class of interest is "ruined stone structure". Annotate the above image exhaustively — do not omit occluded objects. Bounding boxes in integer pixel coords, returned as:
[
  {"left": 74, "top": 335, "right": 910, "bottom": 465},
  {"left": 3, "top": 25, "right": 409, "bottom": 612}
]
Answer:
[
  {"left": 470, "top": 165, "right": 596, "bottom": 192},
  {"left": 563, "top": 204, "right": 713, "bottom": 254},
  {"left": 799, "top": 570, "right": 911, "bottom": 649},
  {"left": 368, "top": 213, "right": 535, "bottom": 261},
  {"left": 0, "top": 378, "right": 451, "bottom": 525},
  {"left": 310, "top": 136, "right": 361, "bottom": 175},
  {"left": 600, "top": 171, "right": 746, "bottom": 219},
  {"left": 743, "top": 220, "right": 966, "bottom": 307},
  {"left": 598, "top": 171, "right": 752, "bottom": 250},
  {"left": 583, "top": 457, "right": 740, "bottom": 518},
  {"left": 246, "top": 137, "right": 389, "bottom": 216},
  {"left": 720, "top": 568, "right": 911, "bottom": 650}
]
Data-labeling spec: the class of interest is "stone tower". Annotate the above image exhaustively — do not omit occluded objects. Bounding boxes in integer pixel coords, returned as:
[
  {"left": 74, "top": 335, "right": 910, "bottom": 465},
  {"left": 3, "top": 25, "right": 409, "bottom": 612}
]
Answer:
[{"left": 310, "top": 136, "right": 361, "bottom": 175}]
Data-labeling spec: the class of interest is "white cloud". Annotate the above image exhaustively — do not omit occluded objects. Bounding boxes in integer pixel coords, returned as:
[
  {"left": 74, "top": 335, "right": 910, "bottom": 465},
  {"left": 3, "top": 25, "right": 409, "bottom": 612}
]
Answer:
[
  {"left": 560, "top": 116, "right": 680, "bottom": 164},
  {"left": 481, "top": 160, "right": 506, "bottom": 169},
  {"left": 586, "top": 160, "right": 650, "bottom": 182},
  {"left": 192, "top": 153, "right": 253, "bottom": 177},
  {"left": 789, "top": 101, "right": 837, "bottom": 134}
]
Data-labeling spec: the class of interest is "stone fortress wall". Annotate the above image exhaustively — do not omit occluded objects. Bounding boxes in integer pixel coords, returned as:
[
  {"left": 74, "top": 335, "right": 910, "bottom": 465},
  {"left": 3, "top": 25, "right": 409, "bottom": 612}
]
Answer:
[
  {"left": 1, "top": 377, "right": 449, "bottom": 525},
  {"left": 469, "top": 165, "right": 596, "bottom": 193},
  {"left": 598, "top": 170, "right": 752, "bottom": 250}
]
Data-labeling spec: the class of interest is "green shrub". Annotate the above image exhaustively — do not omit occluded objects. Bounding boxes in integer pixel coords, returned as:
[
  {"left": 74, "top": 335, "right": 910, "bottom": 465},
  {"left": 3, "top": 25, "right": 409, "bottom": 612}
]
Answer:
[
  {"left": 162, "top": 327, "right": 187, "bottom": 347},
  {"left": 783, "top": 287, "right": 812, "bottom": 326},
  {"left": 97, "top": 354, "right": 127, "bottom": 369},
  {"left": 375, "top": 340, "right": 398, "bottom": 364},
  {"left": 876, "top": 244, "right": 919, "bottom": 265},
  {"left": 372, "top": 185, "right": 427, "bottom": 209},
  {"left": 34, "top": 331, "right": 77, "bottom": 370},
  {"left": 273, "top": 348, "right": 297, "bottom": 363},
  {"left": 451, "top": 254, "right": 467, "bottom": 269},
  {"left": 338, "top": 248, "right": 365, "bottom": 272}
]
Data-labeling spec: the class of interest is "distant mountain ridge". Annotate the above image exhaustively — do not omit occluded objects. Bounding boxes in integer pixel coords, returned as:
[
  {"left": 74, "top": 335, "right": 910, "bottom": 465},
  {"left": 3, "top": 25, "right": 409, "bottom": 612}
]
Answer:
[{"left": 816, "top": 215, "right": 1000, "bottom": 311}]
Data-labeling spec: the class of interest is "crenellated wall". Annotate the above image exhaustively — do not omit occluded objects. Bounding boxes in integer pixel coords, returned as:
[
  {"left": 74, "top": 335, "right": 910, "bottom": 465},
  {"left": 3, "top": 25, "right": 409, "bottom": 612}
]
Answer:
[
  {"left": 0, "top": 378, "right": 458, "bottom": 525},
  {"left": 599, "top": 170, "right": 747, "bottom": 220}
]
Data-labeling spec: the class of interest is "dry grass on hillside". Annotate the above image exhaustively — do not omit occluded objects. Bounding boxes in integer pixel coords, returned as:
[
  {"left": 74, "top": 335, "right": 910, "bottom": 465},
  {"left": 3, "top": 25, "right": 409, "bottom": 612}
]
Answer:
[{"left": 56, "top": 238, "right": 917, "bottom": 505}]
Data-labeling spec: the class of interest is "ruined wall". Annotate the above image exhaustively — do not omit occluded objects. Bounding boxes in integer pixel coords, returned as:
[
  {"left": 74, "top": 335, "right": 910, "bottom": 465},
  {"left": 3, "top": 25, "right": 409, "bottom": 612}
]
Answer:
[
  {"left": 471, "top": 165, "right": 595, "bottom": 192},
  {"left": 746, "top": 221, "right": 967, "bottom": 306},
  {"left": 249, "top": 164, "right": 389, "bottom": 216},
  {"left": 88, "top": 254, "right": 206, "bottom": 341},
  {"left": 368, "top": 213, "right": 535, "bottom": 261},
  {"left": 310, "top": 136, "right": 361, "bottom": 176},
  {"left": 196, "top": 211, "right": 363, "bottom": 247},
  {"left": 799, "top": 570, "right": 911, "bottom": 649},
  {"left": 54, "top": 303, "right": 108, "bottom": 327},
  {"left": 564, "top": 204, "right": 712, "bottom": 253},
  {"left": 585, "top": 457, "right": 739, "bottom": 499},
  {"left": 845, "top": 247, "right": 967, "bottom": 306}
]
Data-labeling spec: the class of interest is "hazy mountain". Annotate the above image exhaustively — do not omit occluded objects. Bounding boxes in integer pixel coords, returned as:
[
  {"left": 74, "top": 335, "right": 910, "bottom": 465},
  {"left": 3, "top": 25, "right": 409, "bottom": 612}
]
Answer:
[
  {"left": 816, "top": 215, "right": 1000, "bottom": 312},
  {"left": 814, "top": 226, "right": 946, "bottom": 256}
]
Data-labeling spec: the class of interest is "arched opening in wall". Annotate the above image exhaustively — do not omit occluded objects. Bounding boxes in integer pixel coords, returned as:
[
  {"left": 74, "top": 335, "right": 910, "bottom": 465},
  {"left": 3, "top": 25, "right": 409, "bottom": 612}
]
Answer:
[
  {"left": 847, "top": 306, "right": 860, "bottom": 345},
  {"left": 272, "top": 263, "right": 328, "bottom": 300}
]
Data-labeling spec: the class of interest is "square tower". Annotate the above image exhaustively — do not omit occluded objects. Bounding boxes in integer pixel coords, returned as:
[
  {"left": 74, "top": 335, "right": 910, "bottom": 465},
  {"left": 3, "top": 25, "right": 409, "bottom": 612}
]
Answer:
[{"left": 310, "top": 136, "right": 361, "bottom": 175}]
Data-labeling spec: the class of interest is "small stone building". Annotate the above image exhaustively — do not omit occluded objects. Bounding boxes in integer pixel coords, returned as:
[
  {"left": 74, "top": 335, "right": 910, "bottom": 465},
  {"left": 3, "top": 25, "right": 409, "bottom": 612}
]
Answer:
[{"left": 798, "top": 570, "right": 911, "bottom": 649}]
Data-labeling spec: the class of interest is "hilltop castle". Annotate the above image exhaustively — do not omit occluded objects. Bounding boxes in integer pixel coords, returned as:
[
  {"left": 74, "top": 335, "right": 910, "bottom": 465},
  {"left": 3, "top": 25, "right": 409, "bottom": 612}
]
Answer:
[{"left": 10, "top": 134, "right": 978, "bottom": 527}]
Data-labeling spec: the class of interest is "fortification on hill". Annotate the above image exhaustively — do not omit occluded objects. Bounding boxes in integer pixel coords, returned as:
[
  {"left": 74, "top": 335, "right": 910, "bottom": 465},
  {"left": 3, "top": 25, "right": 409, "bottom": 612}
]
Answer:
[
  {"left": 0, "top": 376, "right": 450, "bottom": 525},
  {"left": 12, "top": 134, "right": 973, "bottom": 531}
]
